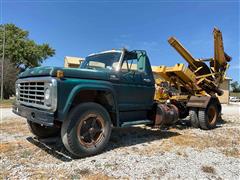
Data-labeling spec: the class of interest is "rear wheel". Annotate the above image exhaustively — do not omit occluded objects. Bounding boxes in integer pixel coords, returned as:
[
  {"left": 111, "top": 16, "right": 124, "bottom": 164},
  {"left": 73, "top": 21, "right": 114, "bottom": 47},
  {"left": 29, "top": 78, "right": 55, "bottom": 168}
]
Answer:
[
  {"left": 199, "top": 102, "right": 219, "bottom": 130},
  {"left": 27, "top": 120, "right": 60, "bottom": 138},
  {"left": 61, "top": 102, "right": 112, "bottom": 158},
  {"left": 189, "top": 108, "right": 199, "bottom": 128}
]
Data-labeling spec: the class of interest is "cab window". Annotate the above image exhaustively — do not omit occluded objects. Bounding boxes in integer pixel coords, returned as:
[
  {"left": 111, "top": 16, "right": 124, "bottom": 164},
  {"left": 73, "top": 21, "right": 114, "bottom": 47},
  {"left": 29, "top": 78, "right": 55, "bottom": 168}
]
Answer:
[{"left": 121, "top": 51, "right": 146, "bottom": 73}]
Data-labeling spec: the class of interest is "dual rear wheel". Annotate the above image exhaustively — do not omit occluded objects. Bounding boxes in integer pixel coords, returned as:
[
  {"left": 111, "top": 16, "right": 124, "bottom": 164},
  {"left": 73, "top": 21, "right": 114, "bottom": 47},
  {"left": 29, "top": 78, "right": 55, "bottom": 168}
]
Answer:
[{"left": 189, "top": 102, "right": 220, "bottom": 130}]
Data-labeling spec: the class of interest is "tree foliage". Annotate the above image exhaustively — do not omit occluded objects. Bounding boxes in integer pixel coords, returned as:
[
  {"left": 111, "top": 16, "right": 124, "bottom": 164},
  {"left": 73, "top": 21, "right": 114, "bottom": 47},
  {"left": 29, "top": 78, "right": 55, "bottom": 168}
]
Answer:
[
  {"left": 0, "top": 59, "right": 18, "bottom": 99},
  {"left": 231, "top": 81, "right": 240, "bottom": 93},
  {"left": 0, "top": 24, "right": 55, "bottom": 99},
  {"left": 0, "top": 24, "right": 55, "bottom": 68}
]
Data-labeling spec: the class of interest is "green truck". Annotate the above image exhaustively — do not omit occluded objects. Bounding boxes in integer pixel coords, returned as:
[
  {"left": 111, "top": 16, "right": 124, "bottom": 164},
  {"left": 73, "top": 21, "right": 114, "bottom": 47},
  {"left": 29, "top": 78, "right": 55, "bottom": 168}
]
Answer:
[
  {"left": 13, "top": 31, "right": 230, "bottom": 157},
  {"left": 13, "top": 49, "right": 159, "bottom": 157}
]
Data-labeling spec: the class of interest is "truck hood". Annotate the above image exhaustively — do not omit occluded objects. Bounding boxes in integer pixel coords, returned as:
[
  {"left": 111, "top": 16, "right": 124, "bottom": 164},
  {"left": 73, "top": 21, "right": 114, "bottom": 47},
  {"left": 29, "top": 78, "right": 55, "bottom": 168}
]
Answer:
[{"left": 18, "top": 66, "right": 110, "bottom": 80}]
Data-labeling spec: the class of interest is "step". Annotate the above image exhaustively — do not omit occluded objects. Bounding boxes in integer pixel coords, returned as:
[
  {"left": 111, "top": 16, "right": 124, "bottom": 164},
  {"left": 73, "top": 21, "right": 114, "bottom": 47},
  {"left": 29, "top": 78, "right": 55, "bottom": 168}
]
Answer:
[{"left": 121, "top": 119, "right": 153, "bottom": 127}]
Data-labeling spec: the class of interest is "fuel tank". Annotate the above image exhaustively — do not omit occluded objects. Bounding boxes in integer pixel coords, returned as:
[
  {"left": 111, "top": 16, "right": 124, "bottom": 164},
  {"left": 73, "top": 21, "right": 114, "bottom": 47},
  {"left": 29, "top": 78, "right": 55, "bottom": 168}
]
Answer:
[{"left": 154, "top": 104, "right": 179, "bottom": 127}]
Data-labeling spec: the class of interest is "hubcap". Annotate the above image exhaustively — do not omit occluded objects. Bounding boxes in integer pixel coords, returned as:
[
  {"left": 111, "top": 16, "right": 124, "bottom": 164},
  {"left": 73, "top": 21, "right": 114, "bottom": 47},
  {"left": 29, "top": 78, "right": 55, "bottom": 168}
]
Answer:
[{"left": 77, "top": 113, "right": 104, "bottom": 148}]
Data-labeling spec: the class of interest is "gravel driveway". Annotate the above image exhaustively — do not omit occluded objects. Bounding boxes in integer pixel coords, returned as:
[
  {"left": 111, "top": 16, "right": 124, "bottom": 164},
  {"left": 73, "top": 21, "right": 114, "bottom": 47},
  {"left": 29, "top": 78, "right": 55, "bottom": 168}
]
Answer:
[
  {"left": 0, "top": 108, "right": 20, "bottom": 121},
  {"left": 1, "top": 103, "right": 239, "bottom": 179}
]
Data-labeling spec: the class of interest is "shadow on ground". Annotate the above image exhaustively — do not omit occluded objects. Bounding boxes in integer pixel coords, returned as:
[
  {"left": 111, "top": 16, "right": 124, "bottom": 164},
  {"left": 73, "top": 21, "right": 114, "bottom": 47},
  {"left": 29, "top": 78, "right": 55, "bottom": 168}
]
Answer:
[
  {"left": 217, "top": 118, "right": 228, "bottom": 125},
  {"left": 26, "top": 117, "right": 229, "bottom": 161},
  {"left": 27, "top": 126, "right": 180, "bottom": 162},
  {"left": 173, "top": 117, "right": 227, "bottom": 130}
]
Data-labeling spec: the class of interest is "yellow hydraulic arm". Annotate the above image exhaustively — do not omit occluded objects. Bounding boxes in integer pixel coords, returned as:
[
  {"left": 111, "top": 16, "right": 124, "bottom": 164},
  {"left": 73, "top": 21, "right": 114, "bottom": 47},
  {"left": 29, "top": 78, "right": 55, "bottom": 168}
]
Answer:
[
  {"left": 155, "top": 28, "right": 231, "bottom": 97},
  {"left": 213, "top": 28, "right": 231, "bottom": 84},
  {"left": 213, "top": 28, "right": 231, "bottom": 69}
]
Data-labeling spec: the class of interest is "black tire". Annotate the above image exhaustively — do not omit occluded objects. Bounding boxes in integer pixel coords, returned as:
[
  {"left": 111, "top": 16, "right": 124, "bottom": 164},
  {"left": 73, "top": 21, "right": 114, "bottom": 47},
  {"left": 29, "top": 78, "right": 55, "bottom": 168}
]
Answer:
[
  {"left": 189, "top": 108, "right": 199, "bottom": 128},
  {"left": 61, "top": 102, "right": 112, "bottom": 158},
  {"left": 199, "top": 102, "right": 219, "bottom": 130},
  {"left": 27, "top": 120, "right": 60, "bottom": 138}
]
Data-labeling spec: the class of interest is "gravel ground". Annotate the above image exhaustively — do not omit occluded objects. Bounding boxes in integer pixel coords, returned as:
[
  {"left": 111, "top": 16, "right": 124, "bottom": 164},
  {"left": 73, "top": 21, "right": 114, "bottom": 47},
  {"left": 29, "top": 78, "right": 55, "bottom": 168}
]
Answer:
[
  {"left": 0, "top": 108, "right": 19, "bottom": 121},
  {"left": 0, "top": 103, "right": 240, "bottom": 179}
]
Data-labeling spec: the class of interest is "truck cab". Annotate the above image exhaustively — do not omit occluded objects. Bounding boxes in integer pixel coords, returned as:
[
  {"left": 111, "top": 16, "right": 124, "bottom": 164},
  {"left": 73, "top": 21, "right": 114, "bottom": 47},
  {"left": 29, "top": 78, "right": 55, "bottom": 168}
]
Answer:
[
  {"left": 13, "top": 49, "right": 156, "bottom": 157},
  {"left": 81, "top": 49, "right": 155, "bottom": 125}
]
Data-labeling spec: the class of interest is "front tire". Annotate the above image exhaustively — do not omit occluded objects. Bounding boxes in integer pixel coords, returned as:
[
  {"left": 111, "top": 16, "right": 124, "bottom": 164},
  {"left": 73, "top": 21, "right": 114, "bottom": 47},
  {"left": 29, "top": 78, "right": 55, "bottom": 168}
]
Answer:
[
  {"left": 61, "top": 102, "right": 112, "bottom": 158},
  {"left": 27, "top": 120, "right": 60, "bottom": 138}
]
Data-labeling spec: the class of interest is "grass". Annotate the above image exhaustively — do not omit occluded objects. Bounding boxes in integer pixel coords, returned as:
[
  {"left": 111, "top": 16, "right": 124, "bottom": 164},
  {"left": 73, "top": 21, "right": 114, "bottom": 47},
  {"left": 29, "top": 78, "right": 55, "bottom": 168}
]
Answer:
[
  {"left": 131, "top": 127, "right": 240, "bottom": 158},
  {"left": 0, "top": 98, "right": 15, "bottom": 108},
  {"left": 170, "top": 130, "right": 240, "bottom": 157},
  {"left": 0, "top": 142, "right": 17, "bottom": 153},
  {"left": 0, "top": 118, "right": 30, "bottom": 135},
  {"left": 223, "top": 148, "right": 239, "bottom": 157},
  {"left": 20, "top": 149, "right": 32, "bottom": 158}
]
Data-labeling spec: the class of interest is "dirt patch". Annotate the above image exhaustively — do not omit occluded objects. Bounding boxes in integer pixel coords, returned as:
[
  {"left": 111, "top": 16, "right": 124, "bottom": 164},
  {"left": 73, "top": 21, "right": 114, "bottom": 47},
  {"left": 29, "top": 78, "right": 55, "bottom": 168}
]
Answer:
[
  {"left": 70, "top": 169, "right": 111, "bottom": 180},
  {"left": 201, "top": 165, "right": 216, "bottom": 174}
]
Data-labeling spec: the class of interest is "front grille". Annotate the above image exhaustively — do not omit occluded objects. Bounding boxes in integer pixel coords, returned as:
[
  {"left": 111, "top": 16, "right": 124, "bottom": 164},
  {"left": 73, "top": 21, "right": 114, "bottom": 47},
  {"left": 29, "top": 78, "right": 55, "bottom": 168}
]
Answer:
[
  {"left": 19, "top": 82, "right": 45, "bottom": 106},
  {"left": 16, "top": 77, "right": 57, "bottom": 111}
]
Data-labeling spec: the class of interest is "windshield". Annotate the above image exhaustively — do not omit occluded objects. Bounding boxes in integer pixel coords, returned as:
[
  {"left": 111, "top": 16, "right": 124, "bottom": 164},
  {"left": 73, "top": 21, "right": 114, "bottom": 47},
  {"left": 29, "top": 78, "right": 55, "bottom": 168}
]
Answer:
[{"left": 81, "top": 52, "right": 121, "bottom": 70}]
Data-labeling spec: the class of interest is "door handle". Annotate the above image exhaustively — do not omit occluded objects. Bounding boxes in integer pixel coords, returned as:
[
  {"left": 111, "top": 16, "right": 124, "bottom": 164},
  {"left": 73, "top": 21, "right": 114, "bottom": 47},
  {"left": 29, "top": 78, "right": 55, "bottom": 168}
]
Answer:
[
  {"left": 110, "top": 74, "right": 119, "bottom": 81},
  {"left": 143, "top": 78, "right": 151, "bottom": 83}
]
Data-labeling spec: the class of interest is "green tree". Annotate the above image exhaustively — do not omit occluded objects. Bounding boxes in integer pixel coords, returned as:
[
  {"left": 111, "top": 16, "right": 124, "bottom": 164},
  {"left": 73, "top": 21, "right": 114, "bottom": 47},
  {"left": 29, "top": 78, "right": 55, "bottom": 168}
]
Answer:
[
  {"left": 0, "top": 23, "right": 55, "bottom": 68},
  {"left": 0, "top": 59, "right": 18, "bottom": 99},
  {"left": 231, "top": 81, "right": 240, "bottom": 92},
  {"left": 0, "top": 23, "right": 55, "bottom": 99}
]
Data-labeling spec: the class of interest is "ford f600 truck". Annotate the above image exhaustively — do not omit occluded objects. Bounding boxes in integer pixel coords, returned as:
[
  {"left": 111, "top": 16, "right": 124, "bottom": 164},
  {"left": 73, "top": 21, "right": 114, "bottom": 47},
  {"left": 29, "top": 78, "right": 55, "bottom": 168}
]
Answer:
[{"left": 13, "top": 28, "right": 231, "bottom": 157}]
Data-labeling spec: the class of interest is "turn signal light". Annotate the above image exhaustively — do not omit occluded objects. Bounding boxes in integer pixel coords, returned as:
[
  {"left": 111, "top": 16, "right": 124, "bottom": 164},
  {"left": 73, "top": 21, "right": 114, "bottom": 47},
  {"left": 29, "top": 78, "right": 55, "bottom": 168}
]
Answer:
[{"left": 57, "top": 70, "right": 64, "bottom": 78}]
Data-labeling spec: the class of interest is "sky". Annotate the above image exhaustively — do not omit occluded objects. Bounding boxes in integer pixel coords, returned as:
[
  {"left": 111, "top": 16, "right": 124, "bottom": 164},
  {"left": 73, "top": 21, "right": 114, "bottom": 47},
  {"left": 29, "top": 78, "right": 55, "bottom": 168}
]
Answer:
[{"left": 1, "top": 0, "right": 239, "bottom": 82}]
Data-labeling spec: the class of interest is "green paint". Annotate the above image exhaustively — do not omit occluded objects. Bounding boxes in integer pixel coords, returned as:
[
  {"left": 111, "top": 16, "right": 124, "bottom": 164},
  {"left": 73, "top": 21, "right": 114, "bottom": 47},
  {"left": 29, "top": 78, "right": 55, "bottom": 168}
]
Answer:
[{"left": 17, "top": 50, "right": 156, "bottom": 126}]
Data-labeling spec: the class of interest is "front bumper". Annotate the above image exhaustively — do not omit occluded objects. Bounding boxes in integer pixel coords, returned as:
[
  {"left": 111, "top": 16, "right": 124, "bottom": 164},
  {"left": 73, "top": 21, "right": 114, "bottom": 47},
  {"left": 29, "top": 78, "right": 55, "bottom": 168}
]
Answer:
[{"left": 12, "top": 103, "right": 55, "bottom": 126}]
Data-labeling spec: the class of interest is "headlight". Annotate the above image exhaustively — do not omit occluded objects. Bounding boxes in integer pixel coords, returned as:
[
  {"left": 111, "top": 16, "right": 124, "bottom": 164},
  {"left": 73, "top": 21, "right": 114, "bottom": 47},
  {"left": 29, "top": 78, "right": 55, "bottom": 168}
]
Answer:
[
  {"left": 16, "top": 87, "right": 19, "bottom": 97},
  {"left": 45, "top": 88, "right": 50, "bottom": 100},
  {"left": 15, "top": 84, "right": 20, "bottom": 98}
]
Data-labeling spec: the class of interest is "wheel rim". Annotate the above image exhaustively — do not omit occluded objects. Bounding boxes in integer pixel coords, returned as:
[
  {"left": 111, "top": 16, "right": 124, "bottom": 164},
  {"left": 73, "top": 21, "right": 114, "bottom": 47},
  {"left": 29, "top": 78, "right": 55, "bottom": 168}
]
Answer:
[
  {"left": 77, "top": 113, "right": 105, "bottom": 148},
  {"left": 207, "top": 106, "right": 217, "bottom": 125}
]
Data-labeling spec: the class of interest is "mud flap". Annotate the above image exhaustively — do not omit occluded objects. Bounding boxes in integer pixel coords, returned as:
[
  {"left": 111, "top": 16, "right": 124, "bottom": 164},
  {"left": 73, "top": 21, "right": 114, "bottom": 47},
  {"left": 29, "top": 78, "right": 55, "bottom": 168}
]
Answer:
[{"left": 186, "top": 96, "right": 211, "bottom": 109}]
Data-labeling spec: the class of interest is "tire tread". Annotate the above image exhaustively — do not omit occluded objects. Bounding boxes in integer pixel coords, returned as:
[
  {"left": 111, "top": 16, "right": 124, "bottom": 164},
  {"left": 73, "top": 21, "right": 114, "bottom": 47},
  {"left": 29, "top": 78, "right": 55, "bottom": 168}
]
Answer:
[
  {"left": 189, "top": 109, "right": 199, "bottom": 128},
  {"left": 198, "top": 109, "right": 208, "bottom": 130}
]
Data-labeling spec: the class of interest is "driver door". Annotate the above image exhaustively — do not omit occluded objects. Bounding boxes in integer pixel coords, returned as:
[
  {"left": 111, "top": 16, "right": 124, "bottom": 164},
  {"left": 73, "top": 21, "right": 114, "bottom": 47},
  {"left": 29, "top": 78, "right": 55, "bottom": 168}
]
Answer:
[{"left": 114, "top": 51, "right": 155, "bottom": 112}]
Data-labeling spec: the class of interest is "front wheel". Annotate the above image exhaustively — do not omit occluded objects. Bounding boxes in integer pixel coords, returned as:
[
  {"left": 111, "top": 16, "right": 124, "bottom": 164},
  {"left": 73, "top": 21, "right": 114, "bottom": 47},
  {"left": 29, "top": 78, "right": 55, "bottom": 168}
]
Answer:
[{"left": 61, "top": 102, "right": 112, "bottom": 158}]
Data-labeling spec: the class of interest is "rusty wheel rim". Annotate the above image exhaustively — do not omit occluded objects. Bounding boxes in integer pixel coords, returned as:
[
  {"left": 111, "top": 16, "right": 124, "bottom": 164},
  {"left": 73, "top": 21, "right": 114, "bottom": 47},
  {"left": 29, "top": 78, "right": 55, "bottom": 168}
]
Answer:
[
  {"left": 77, "top": 113, "right": 104, "bottom": 148},
  {"left": 207, "top": 106, "right": 217, "bottom": 125}
]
